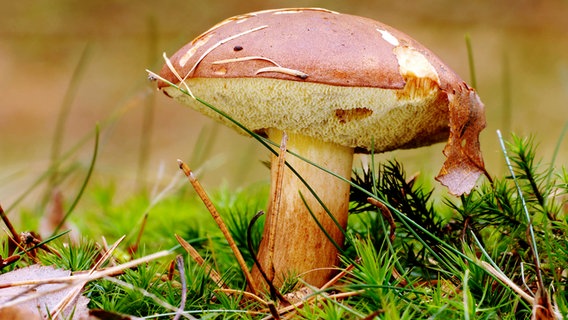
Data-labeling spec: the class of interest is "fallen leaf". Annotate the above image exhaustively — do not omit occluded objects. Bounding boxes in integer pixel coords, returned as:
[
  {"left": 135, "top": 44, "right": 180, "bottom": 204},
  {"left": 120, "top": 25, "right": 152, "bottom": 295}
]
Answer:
[
  {"left": 0, "top": 305, "right": 40, "bottom": 320},
  {"left": 436, "top": 82, "right": 486, "bottom": 195},
  {"left": 0, "top": 265, "right": 89, "bottom": 320}
]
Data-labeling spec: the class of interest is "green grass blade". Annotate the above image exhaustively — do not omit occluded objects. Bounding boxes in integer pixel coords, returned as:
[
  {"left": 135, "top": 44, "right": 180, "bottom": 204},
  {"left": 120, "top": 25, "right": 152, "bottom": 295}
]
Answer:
[
  {"left": 49, "top": 44, "right": 91, "bottom": 189},
  {"left": 52, "top": 124, "right": 100, "bottom": 235},
  {"left": 496, "top": 130, "right": 543, "bottom": 284}
]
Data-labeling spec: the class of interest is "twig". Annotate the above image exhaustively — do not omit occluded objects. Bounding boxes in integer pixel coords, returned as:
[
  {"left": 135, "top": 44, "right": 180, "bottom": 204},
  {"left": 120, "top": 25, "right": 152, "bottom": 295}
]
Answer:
[
  {"left": 0, "top": 205, "right": 19, "bottom": 241},
  {"left": 266, "top": 132, "right": 288, "bottom": 283},
  {"left": 129, "top": 212, "right": 148, "bottom": 256},
  {"left": 0, "top": 250, "right": 171, "bottom": 291},
  {"left": 267, "top": 301, "right": 281, "bottom": 320},
  {"left": 320, "top": 264, "right": 355, "bottom": 291},
  {"left": 177, "top": 160, "right": 258, "bottom": 295},
  {"left": 215, "top": 288, "right": 269, "bottom": 305},
  {"left": 247, "top": 211, "right": 289, "bottom": 304},
  {"left": 175, "top": 234, "right": 227, "bottom": 289},
  {"left": 263, "top": 290, "right": 363, "bottom": 320}
]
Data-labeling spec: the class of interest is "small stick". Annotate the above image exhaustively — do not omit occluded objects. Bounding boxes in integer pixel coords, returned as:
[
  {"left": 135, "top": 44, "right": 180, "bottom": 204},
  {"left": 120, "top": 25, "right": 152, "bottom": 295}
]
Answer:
[
  {"left": 216, "top": 288, "right": 269, "bottom": 305},
  {"left": 267, "top": 301, "right": 281, "bottom": 320},
  {"left": 320, "top": 264, "right": 355, "bottom": 291},
  {"left": 0, "top": 205, "right": 20, "bottom": 241},
  {"left": 129, "top": 212, "right": 148, "bottom": 256},
  {"left": 264, "top": 290, "right": 363, "bottom": 320},
  {"left": 177, "top": 160, "right": 258, "bottom": 295},
  {"left": 266, "top": 132, "right": 288, "bottom": 282},
  {"left": 175, "top": 234, "right": 227, "bottom": 288}
]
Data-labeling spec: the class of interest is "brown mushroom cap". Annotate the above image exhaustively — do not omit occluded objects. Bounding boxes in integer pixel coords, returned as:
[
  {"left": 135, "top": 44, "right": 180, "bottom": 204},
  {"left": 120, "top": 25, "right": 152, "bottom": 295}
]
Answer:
[{"left": 158, "top": 7, "right": 486, "bottom": 195}]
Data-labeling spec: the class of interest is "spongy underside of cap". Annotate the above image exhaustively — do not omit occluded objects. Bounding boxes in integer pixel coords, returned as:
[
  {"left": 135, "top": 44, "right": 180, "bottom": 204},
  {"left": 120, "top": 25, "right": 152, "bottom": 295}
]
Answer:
[{"left": 165, "top": 77, "right": 449, "bottom": 153}]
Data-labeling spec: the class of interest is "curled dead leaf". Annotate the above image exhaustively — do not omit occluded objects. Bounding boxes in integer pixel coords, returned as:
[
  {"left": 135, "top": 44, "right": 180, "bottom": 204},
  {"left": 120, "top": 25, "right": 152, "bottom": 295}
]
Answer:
[{"left": 436, "top": 82, "right": 486, "bottom": 195}]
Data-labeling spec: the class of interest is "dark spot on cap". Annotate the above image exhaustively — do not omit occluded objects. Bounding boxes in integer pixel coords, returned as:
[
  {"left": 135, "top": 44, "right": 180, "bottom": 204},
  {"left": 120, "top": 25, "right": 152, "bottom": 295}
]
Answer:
[{"left": 233, "top": 45, "right": 243, "bottom": 51}]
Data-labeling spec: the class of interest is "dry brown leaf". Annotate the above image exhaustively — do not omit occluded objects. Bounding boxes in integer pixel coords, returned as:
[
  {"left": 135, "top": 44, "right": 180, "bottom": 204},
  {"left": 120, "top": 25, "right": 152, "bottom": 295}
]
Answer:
[
  {"left": 436, "top": 82, "right": 486, "bottom": 196},
  {"left": 532, "top": 289, "right": 560, "bottom": 320},
  {"left": 0, "top": 305, "right": 40, "bottom": 320},
  {"left": 0, "top": 265, "right": 89, "bottom": 320}
]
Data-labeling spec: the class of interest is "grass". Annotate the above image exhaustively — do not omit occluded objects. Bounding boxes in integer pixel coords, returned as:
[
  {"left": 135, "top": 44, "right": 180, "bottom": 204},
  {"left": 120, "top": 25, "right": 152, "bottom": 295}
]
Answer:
[
  {"left": 1, "top": 45, "right": 567, "bottom": 320},
  {"left": 2, "top": 125, "right": 567, "bottom": 318}
]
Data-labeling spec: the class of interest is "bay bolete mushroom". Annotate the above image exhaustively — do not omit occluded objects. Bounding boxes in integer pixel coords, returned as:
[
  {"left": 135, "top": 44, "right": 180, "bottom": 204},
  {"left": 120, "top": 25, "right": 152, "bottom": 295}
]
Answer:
[{"left": 155, "top": 8, "right": 486, "bottom": 288}]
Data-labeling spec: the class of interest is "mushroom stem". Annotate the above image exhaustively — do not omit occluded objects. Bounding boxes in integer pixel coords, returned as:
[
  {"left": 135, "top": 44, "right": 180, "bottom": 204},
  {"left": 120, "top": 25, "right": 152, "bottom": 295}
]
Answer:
[{"left": 252, "top": 129, "right": 354, "bottom": 289}]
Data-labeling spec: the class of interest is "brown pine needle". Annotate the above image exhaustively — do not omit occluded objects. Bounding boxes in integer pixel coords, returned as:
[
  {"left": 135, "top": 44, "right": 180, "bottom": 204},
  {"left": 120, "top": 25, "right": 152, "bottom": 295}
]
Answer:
[
  {"left": 175, "top": 234, "right": 227, "bottom": 289},
  {"left": 177, "top": 160, "right": 258, "bottom": 295},
  {"left": 263, "top": 289, "right": 363, "bottom": 320},
  {"left": 129, "top": 212, "right": 148, "bottom": 256},
  {"left": 320, "top": 264, "right": 355, "bottom": 291},
  {"left": 266, "top": 132, "right": 288, "bottom": 283},
  {"left": 0, "top": 204, "right": 20, "bottom": 242},
  {"left": 216, "top": 288, "right": 270, "bottom": 306},
  {"left": 367, "top": 197, "right": 396, "bottom": 242}
]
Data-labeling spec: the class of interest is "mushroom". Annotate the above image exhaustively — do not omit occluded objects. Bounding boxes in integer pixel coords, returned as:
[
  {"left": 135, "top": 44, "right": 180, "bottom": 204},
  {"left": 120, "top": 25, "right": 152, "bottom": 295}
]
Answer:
[{"left": 155, "top": 8, "right": 486, "bottom": 288}]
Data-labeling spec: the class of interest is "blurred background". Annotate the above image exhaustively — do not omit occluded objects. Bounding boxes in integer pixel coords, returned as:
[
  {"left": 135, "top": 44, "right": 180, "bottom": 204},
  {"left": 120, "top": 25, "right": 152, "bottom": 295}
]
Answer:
[{"left": 1, "top": 0, "right": 567, "bottom": 208}]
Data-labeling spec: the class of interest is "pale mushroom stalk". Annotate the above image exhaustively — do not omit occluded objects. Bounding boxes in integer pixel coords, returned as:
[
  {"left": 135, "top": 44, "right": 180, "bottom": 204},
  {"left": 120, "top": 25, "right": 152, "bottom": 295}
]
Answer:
[{"left": 253, "top": 129, "right": 354, "bottom": 287}]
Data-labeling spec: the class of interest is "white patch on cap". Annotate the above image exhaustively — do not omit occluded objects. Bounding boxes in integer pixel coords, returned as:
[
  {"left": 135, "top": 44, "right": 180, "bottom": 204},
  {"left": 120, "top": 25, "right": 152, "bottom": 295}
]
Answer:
[
  {"left": 393, "top": 46, "right": 440, "bottom": 84},
  {"left": 179, "top": 33, "right": 214, "bottom": 67},
  {"left": 377, "top": 28, "right": 399, "bottom": 46},
  {"left": 274, "top": 9, "right": 303, "bottom": 15}
]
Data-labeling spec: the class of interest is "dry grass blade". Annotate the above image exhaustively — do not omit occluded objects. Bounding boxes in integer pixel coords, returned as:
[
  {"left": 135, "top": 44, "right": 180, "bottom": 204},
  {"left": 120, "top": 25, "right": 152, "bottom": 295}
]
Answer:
[
  {"left": 162, "top": 53, "right": 193, "bottom": 96},
  {"left": 184, "top": 25, "right": 267, "bottom": 78},
  {"left": 262, "top": 290, "right": 363, "bottom": 320},
  {"left": 481, "top": 261, "right": 534, "bottom": 304},
  {"left": 482, "top": 262, "right": 560, "bottom": 319},
  {"left": 101, "top": 276, "right": 196, "bottom": 320},
  {"left": 128, "top": 212, "right": 148, "bottom": 256},
  {"left": 255, "top": 66, "right": 308, "bottom": 79},
  {"left": 175, "top": 234, "right": 227, "bottom": 289},
  {"left": 49, "top": 236, "right": 125, "bottom": 318},
  {"left": 320, "top": 264, "right": 354, "bottom": 291},
  {"left": 0, "top": 250, "right": 171, "bottom": 292},
  {"left": 212, "top": 55, "right": 281, "bottom": 66},
  {"left": 173, "top": 255, "right": 187, "bottom": 320},
  {"left": 177, "top": 160, "right": 258, "bottom": 294},
  {"left": 216, "top": 288, "right": 270, "bottom": 306}
]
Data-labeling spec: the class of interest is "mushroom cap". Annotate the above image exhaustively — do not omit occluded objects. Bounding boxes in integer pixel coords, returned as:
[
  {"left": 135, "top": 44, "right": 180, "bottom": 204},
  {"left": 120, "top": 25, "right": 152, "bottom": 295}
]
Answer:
[{"left": 158, "top": 8, "right": 486, "bottom": 194}]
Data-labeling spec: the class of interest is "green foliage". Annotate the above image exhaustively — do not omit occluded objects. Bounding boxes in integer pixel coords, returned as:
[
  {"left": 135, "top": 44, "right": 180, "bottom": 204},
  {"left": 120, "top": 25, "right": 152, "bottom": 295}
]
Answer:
[
  {"left": 38, "top": 238, "right": 102, "bottom": 271},
  {"left": 4, "top": 133, "right": 568, "bottom": 319},
  {"left": 346, "top": 134, "right": 568, "bottom": 319}
]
